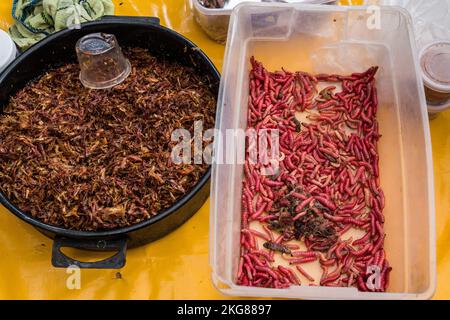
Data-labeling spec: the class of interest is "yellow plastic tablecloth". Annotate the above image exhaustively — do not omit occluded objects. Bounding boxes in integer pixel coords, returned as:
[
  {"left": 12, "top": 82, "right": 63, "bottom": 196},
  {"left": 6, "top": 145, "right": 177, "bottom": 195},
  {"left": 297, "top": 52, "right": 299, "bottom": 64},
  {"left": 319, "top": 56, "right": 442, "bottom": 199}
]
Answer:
[{"left": 0, "top": 0, "right": 449, "bottom": 300}]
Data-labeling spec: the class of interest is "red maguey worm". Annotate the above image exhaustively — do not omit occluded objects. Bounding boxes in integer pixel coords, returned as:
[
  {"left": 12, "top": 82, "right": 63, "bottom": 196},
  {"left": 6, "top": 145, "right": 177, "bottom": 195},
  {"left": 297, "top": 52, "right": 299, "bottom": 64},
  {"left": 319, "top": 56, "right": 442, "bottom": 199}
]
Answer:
[{"left": 237, "top": 57, "right": 389, "bottom": 292}]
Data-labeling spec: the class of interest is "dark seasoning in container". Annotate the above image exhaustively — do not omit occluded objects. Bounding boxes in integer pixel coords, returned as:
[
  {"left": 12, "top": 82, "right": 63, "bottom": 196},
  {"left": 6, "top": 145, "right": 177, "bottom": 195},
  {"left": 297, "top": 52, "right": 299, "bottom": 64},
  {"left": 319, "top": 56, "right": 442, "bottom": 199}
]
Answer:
[{"left": 0, "top": 47, "right": 217, "bottom": 231}]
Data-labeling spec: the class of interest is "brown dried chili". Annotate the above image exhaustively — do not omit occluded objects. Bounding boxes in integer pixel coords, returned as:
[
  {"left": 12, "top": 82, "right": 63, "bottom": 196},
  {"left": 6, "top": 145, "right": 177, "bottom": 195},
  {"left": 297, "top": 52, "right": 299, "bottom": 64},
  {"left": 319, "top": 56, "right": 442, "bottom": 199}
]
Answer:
[
  {"left": 237, "top": 57, "right": 391, "bottom": 292},
  {"left": 0, "top": 48, "right": 216, "bottom": 231}
]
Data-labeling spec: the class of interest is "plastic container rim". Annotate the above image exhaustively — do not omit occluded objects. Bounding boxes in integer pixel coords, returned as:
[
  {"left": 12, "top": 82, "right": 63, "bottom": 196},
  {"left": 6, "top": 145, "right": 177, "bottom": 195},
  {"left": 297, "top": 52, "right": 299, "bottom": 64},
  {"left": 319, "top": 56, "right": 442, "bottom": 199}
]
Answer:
[{"left": 193, "top": 0, "right": 336, "bottom": 15}]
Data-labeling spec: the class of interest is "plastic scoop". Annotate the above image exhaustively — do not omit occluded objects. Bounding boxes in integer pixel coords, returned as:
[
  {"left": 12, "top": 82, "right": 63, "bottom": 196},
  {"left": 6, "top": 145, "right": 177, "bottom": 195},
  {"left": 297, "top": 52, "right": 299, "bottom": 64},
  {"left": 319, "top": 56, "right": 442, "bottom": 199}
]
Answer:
[{"left": 76, "top": 33, "right": 131, "bottom": 89}]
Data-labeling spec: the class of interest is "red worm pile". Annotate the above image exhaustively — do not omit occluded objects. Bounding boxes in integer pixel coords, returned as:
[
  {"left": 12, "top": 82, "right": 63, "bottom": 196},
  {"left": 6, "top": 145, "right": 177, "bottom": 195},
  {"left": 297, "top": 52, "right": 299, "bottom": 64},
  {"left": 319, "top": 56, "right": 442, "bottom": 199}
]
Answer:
[{"left": 237, "top": 57, "right": 391, "bottom": 292}]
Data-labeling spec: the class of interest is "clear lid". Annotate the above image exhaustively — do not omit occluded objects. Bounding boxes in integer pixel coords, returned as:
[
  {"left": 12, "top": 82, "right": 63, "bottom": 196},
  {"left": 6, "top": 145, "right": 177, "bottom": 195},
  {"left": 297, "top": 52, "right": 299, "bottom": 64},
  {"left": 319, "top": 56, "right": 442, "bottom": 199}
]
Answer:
[
  {"left": 76, "top": 33, "right": 131, "bottom": 90},
  {"left": 420, "top": 41, "right": 450, "bottom": 93}
]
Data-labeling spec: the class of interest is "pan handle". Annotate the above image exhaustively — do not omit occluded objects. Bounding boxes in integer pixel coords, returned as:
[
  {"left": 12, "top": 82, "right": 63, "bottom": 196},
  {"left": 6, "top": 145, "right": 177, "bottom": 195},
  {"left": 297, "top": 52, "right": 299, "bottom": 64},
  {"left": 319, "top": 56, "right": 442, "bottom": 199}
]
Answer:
[
  {"left": 99, "top": 15, "right": 160, "bottom": 25},
  {"left": 52, "top": 237, "right": 127, "bottom": 269}
]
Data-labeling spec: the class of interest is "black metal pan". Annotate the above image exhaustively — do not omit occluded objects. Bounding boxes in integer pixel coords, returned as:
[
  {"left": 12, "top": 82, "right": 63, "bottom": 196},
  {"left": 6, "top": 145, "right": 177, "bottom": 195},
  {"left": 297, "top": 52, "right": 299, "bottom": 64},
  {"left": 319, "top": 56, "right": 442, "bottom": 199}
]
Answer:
[{"left": 0, "top": 16, "right": 219, "bottom": 269}]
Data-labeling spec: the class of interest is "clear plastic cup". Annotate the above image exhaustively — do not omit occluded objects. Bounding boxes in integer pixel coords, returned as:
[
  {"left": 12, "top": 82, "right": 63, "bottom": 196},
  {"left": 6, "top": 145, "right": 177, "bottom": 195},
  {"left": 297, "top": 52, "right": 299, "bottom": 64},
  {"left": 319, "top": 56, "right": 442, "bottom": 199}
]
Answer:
[{"left": 76, "top": 33, "right": 131, "bottom": 89}]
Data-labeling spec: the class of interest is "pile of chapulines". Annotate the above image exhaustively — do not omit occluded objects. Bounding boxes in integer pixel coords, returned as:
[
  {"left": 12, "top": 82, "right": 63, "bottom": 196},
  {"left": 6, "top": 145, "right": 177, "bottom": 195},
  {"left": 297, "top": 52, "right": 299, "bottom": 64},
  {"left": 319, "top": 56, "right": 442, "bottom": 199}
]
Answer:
[{"left": 0, "top": 48, "right": 216, "bottom": 231}]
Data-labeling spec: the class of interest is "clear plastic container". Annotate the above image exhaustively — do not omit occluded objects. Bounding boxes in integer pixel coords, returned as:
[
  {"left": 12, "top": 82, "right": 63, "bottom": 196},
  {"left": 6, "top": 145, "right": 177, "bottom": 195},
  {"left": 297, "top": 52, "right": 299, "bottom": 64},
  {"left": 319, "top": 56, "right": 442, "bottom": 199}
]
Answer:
[
  {"left": 210, "top": 3, "right": 436, "bottom": 299},
  {"left": 192, "top": 0, "right": 337, "bottom": 43}
]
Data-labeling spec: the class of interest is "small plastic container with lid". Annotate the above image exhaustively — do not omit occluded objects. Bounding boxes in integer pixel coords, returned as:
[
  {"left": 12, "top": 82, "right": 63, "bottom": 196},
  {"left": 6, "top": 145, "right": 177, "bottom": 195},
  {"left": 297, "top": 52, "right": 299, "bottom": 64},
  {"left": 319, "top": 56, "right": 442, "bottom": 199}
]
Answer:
[
  {"left": 419, "top": 41, "right": 450, "bottom": 118},
  {"left": 0, "top": 30, "right": 17, "bottom": 74}
]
